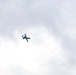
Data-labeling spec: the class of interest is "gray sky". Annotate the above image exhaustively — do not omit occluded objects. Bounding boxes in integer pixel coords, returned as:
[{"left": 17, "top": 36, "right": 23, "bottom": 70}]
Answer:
[{"left": 0, "top": 0, "right": 76, "bottom": 75}]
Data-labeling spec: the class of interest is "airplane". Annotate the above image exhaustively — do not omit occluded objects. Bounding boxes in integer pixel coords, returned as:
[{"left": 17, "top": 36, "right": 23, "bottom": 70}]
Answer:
[{"left": 22, "top": 34, "right": 30, "bottom": 42}]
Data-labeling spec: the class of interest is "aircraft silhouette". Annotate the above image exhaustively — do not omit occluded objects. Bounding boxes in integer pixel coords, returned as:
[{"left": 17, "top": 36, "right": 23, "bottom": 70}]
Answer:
[{"left": 22, "top": 34, "right": 30, "bottom": 42}]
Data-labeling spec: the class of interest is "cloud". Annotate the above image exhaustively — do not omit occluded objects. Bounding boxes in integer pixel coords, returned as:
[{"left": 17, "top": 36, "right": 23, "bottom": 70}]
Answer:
[
  {"left": 0, "top": 0, "right": 76, "bottom": 75},
  {"left": 0, "top": 0, "right": 76, "bottom": 40},
  {"left": 0, "top": 0, "right": 67, "bottom": 36},
  {"left": 0, "top": 26, "right": 69, "bottom": 75}
]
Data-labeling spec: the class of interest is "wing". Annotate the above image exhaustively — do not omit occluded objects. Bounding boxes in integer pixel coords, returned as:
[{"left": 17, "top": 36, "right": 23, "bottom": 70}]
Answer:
[
  {"left": 24, "top": 34, "right": 27, "bottom": 37},
  {"left": 26, "top": 38, "right": 29, "bottom": 42}
]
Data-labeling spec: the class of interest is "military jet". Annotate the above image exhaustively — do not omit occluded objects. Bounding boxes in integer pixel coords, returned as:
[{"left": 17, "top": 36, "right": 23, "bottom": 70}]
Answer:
[{"left": 22, "top": 34, "right": 30, "bottom": 42}]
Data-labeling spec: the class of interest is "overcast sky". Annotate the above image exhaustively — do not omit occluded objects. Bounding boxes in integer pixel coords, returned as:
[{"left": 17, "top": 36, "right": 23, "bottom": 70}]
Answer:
[{"left": 0, "top": 0, "right": 76, "bottom": 75}]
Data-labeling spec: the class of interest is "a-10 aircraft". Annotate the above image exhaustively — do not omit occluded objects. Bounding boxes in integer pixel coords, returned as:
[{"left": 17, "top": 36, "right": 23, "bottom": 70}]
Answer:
[{"left": 22, "top": 34, "right": 30, "bottom": 42}]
